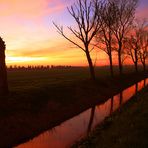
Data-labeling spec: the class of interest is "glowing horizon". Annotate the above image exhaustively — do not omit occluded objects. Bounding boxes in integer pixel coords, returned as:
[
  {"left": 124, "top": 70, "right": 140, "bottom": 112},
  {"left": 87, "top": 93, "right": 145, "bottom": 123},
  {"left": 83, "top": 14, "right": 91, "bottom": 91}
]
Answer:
[{"left": 0, "top": 0, "right": 147, "bottom": 66}]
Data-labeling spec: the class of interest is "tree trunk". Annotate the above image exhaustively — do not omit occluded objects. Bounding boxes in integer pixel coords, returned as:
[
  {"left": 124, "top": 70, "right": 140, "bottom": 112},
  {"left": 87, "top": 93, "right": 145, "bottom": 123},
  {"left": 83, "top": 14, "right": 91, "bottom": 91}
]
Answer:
[
  {"left": 135, "top": 49, "right": 138, "bottom": 72},
  {"left": 0, "top": 50, "right": 9, "bottom": 95},
  {"left": 134, "top": 62, "right": 138, "bottom": 72},
  {"left": 85, "top": 50, "right": 96, "bottom": 81},
  {"left": 118, "top": 50, "right": 123, "bottom": 75},
  {"left": 118, "top": 41, "right": 123, "bottom": 75},
  {"left": 109, "top": 53, "right": 114, "bottom": 77}
]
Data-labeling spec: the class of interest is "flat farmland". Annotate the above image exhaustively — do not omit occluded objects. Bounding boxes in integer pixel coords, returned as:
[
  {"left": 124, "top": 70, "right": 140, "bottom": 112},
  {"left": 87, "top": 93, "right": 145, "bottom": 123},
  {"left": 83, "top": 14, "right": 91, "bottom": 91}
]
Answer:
[{"left": 7, "top": 66, "right": 140, "bottom": 91}]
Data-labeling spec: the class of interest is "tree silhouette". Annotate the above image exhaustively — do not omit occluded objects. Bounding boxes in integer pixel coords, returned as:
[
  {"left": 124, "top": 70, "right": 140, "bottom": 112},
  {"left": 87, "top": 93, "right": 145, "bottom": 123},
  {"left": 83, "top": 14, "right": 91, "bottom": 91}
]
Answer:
[
  {"left": 109, "top": 0, "right": 138, "bottom": 75},
  {"left": 124, "top": 20, "right": 148, "bottom": 72},
  {"left": 124, "top": 34, "right": 140, "bottom": 72},
  {"left": 95, "top": 1, "right": 117, "bottom": 77},
  {"left": 0, "top": 37, "right": 9, "bottom": 95},
  {"left": 138, "top": 22, "right": 148, "bottom": 71},
  {"left": 53, "top": 0, "right": 103, "bottom": 81}
]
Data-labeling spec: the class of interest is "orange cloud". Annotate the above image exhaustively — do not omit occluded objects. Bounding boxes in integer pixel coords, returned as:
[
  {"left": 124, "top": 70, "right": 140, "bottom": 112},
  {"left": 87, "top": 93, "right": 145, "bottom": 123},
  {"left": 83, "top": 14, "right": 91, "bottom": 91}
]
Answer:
[{"left": 0, "top": 0, "right": 66, "bottom": 19}]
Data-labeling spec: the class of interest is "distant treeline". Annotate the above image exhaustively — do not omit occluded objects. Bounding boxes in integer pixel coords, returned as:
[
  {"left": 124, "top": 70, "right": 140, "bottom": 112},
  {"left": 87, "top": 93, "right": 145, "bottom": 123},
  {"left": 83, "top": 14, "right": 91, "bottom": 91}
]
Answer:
[{"left": 7, "top": 65, "right": 73, "bottom": 70}]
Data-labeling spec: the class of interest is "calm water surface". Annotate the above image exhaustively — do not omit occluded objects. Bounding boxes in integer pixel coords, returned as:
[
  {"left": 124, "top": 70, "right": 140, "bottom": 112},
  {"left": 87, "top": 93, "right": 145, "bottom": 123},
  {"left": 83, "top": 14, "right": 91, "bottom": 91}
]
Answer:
[{"left": 16, "top": 79, "right": 148, "bottom": 148}]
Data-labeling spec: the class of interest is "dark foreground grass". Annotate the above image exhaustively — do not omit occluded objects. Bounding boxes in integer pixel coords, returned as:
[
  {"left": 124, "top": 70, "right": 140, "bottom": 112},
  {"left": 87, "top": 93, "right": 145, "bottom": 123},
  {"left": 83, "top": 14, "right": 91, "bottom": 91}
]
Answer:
[
  {"left": 72, "top": 84, "right": 148, "bottom": 148},
  {"left": 0, "top": 66, "right": 147, "bottom": 147}
]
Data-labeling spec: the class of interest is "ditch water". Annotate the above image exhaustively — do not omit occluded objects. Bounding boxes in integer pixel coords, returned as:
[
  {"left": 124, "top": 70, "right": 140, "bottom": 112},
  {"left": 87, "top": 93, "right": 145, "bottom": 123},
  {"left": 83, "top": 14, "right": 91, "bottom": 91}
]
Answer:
[{"left": 16, "top": 78, "right": 148, "bottom": 148}]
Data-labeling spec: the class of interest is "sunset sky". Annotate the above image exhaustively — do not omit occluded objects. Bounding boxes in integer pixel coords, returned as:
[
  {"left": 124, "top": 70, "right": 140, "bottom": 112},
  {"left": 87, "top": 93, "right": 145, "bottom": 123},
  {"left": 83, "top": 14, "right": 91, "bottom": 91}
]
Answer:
[{"left": 0, "top": 0, "right": 147, "bottom": 66}]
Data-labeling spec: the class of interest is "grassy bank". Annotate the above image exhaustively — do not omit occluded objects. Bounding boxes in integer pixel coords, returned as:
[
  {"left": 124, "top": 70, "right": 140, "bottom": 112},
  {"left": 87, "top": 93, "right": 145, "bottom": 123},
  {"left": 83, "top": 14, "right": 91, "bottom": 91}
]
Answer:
[
  {"left": 72, "top": 83, "right": 148, "bottom": 148},
  {"left": 0, "top": 66, "right": 147, "bottom": 147}
]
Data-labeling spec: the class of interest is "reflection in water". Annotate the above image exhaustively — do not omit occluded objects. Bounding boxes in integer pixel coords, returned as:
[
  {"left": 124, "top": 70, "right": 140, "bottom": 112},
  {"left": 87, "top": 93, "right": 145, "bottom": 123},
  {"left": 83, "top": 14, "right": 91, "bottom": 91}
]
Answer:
[
  {"left": 135, "top": 83, "right": 138, "bottom": 96},
  {"left": 110, "top": 97, "right": 114, "bottom": 115},
  {"left": 16, "top": 79, "right": 148, "bottom": 148},
  {"left": 138, "top": 80, "right": 145, "bottom": 91},
  {"left": 119, "top": 92, "right": 123, "bottom": 107},
  {"left": 143, "top": 79, "right": 148, "bottom": 88},
  {"left": 87, "top": 107, "right": 95, "bottom": 134},
  {"left": 112, "top": 93, "right": 120, "bottom": 111},
  {"left": 144, "top": 79, "right": 146, "bottom": 87}
]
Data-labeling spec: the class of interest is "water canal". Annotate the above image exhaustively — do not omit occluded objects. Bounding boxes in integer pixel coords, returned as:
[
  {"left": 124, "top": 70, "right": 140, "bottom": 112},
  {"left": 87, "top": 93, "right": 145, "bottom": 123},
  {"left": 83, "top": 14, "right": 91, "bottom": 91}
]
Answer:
[{"left": 16, "top": 79, "right": 148, "bottom": 148}]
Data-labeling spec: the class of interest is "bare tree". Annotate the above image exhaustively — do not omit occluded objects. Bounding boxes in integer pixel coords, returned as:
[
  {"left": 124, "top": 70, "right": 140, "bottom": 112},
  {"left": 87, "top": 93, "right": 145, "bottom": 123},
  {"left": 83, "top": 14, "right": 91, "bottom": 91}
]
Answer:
[
  {"left": 53, "top": 0, "right": 103, "bottom": 81},
  {"left": 138, "top": 25, "right": 148, "bottom": 71},
  {"left": 124, "top": 34, "right": 140, "bottom": 72},
  {"left": 95, "top": 1, "right": 116, "bottom": 77},
  {"left": 0, "top": 37, "right": 9, "bottom": 95},
  {"left": 109, "top": 0, "right": 138, "bottom": 75}
]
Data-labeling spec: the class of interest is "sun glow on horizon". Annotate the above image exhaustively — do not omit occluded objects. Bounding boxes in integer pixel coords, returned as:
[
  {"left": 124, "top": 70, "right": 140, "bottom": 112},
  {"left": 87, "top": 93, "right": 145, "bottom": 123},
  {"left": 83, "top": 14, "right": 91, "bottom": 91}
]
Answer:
[{"left": 6, "top": 56, "right": 47, "bottom": 64}]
